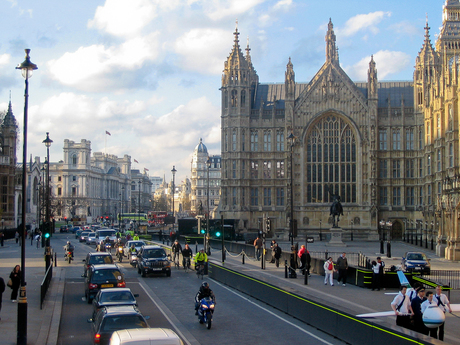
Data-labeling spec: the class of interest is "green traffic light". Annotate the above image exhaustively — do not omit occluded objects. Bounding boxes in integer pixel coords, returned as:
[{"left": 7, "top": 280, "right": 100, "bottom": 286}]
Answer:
[
  {"left": 200, "top": 229, "right": 206, "bottom": 234},
  {"left": 215, "top": 231, "right": 221, "bottom": 238},
  {"left": 44, "top": 233, "right": 50, "bottom": 239}
]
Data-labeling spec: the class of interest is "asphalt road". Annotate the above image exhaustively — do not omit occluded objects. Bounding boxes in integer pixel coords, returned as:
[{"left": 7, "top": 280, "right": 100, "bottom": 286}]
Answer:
[{"left": 55, "top": 234, "right": 346, "bottom": 345}]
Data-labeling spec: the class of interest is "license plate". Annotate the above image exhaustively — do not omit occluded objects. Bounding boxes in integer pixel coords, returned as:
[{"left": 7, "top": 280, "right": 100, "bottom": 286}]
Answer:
[
  {"left": 101, "top": 284, "right": 113, "bottom": 288},
  {"left": 151, "top": 268, "right": 163, "bottom": 271},
  {"left": 415, "top": 267, "right": 421, "bottom": 270}
]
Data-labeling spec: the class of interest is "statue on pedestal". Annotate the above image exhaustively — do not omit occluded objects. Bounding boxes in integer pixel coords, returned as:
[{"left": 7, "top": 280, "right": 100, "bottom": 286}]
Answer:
[{"left": 330, "top": 193, "right": 343, "bottom": 228}]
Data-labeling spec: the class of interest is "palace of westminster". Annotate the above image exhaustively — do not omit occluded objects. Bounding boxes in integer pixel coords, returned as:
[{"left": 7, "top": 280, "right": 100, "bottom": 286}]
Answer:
[{"left": 2, "top": 1, "right": 460, "bottom": 260}]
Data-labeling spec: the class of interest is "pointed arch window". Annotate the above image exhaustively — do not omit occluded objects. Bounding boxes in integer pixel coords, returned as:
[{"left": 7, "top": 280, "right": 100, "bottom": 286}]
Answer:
[
  {"left": 449, "top": 143, "right": 454, "bottom": 167},
  {"left": 306, "top": 115, "right": 357, "bottom": 203},
  {"left": 223, "top": 90, "right": 228, "bottom": 109},
  {"left": 437, "top": 115, "right": 441, "bottom": 138},
  {"left": 276, "top": 130, "right": 284, "bottom": 151},
  {"left": 72, "top": 154, "right": 77, "bottom": 165},
  {"left": 232, "top": 129, "right": 237, "bottom": 151},
  {"left": 263, "top": 130, "right": 271, "bottom": 151},
  {"left": 392, "top": 129, "right": 400, "bottom": 150},
  {"left": 250, "top": 130, "right": 258, "bottom": 151},
  {"left": 231, "top": 90, "right": 237, "bottom": 107},
  {"left": 448, "top": 104, "right": 454, "bottom": 132},
  {"left": 241, "top": 90, "right": 246, "bottom": 107},
  {"left": 241, "top": 130, "right": 245, "bottom": 151}
]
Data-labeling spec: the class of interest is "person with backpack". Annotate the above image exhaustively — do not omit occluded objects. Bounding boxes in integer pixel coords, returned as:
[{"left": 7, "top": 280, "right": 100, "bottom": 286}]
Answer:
[
  {"left": 323, "top": 257, "right": 335, "bottom": 286},
  {"left": 273, "top": 243, "right": 282, "bottom": 268},
  {"left": 391, "top": 285, "right": 413, "bottom": 329}
]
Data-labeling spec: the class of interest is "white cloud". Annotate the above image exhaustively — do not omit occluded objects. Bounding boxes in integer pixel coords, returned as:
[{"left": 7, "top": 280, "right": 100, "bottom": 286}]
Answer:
[
  {"left": 0, "top": 54, "right": 10, "bottom": 65},
  {"left": 204, "top": 0, "right": 266, "bottom": 21},
  {"left": 88, "top": 0, "right": 159, "bottom": 37},
  {"left": 340, "top": 11, "right": 391, "bottom": 37},
  {"left": 344, "top": 50, "right": 411, "bottom": 80},
  {"left": 389, "top": 21, "right": 420, "bottom": 38},
  {"left": 174, "top": 28, "right": 231, "bottom": 74},
  {"left": 259, "top": 14, "right": 271, "bottom": 27},
  {"left": 273, "top": 0, "right": 292, "bottom": 11},
  {"left": 46, "top": 32, "right": 160, "bottom": 91}
]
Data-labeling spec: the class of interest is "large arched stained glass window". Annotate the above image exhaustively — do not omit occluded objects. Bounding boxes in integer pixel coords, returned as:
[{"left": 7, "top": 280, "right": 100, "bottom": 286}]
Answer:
[{"left": 306, "top": 115, "right": 357, "bottom": 203}]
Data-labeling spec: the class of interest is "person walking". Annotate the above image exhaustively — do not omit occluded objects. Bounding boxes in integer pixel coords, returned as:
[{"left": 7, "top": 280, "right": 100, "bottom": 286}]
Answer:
[
  {"left": 0, "top": 276, "right": 4, "bottom": 320},
  {"left": 273, "top": 243, "right": 282, "bottom": 268},
  {"left": 14, "top": 231, "right": 19, "bottom": 244},
  {"left": 371, "top": 257, "right": 385, "bottom": 291},
  {"left": 336, "top": 252, "right": 348, "bottom": 286},
  {"left": 270, "top": 240, "right": 277, "bottom": 263},
  {"left": 9, "top": 265, "right": 21, "bottom": 302},
  {"left": 421, "top": 291, "right": 439, "bottom": 339},
  {"left": 323, "top": 257, "right": 335, "bottom": 286},
  {"left": 253, "top": 236, "right": 263, "bottom": 261},
  {"left": 411, "top": 287, "right": 428, "bottom": 335},
  {"left": 432, "top": 285, "right": 452, "bottom": 341},
  {"left": 391, "top": 285, "right": 413, "bottom": 330},
  {"left": 0, "top": 232, "right": 4, "bottom": 247}
]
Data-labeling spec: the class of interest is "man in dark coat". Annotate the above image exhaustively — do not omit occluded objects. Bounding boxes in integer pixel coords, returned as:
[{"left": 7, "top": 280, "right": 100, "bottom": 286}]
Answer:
[{"left": 0, "top": 276, "right": 4, "bottom": 320}]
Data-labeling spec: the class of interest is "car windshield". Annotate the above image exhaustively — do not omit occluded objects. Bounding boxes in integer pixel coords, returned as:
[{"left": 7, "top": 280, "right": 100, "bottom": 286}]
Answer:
[
  {"left": 92, "top": 269, "right": 123, "bottom": 282},
  {"left": 98, "top": 230, "right": 116, "bottom": 238},
  {"left": 101, "top": 315, "right": 147, "bottom": 331},
  {"left": 100, "top": 291, "right": 135, "bottom": 303},
  {"left": 407, "top": 253, "right": 426, "bottom": 260},
  {"left": 89, "top": 256, "right": 113, "bottom": 264},
  {"left": 131, "top": 242, "right": 144, "bottom": 247},
  {"left": 88, "top": 234, "right": 96, "bottom": 238},
  {"left": 81, "top": 232, "right": 90, "bottom": 236},
  {"left": 143, "top": 249, "right": 166, "bottom": 258}
]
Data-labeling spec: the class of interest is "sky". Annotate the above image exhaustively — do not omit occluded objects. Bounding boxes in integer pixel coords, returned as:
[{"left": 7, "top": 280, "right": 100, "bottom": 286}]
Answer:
[{"left": 0, "top": 0, "right": 445, "bottom": 183}]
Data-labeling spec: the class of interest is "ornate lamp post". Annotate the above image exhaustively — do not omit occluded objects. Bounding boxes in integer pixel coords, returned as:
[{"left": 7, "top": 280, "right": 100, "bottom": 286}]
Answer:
[
  {"left": 138, "top": 180, "right": 141, "bottom": 231},
  {"left": 319, "top": 220, "right": 322, "bottom": 241},
  {"left": 386, "top": 220, "right": 392, "bottom": 258},
  {"left": 350, "top": 220, "right": 354, "bottom": 241},
  {"left": 425, "top": 221, "right": 428, "bottom": 249},
  {"left": 206, "top": 158, "right": 211, "bottom": 255},
  {"left": 171, "top": 166, "right": 177, "bottom": 234},
  {"left": 379, "top": 220, "right": 385, "bottom": 254},
  {"left": 430, "top": 221, "right": 434, "bottom": 250},
  {"left": 43, "top": 133, "right": 53, "bottom": 242},
  {"left": 121, "top": 186, "right": 124, "bottom": 230},
  {"left": 287, "top": 132, "right": 296, "bottom": 246},
  {"left": 16, "top": 48, "right": 37, "bottom": 345}
]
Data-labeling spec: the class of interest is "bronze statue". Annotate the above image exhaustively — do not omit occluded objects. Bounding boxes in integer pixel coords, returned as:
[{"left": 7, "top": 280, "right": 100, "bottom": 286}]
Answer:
[{"left": 329, "top": 192, "right": 343, "bottom": 228}]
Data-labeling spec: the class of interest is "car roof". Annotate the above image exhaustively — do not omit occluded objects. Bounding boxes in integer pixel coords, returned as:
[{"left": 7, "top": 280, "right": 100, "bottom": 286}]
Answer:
[
  {"left": 98, "top": 288, "right": 133, "bottom": 294},
  {"left": 141, "top": 245, "right": 163, "bottom": 250},
  {"left": 88, "top": 252, "right": 112, "bottom": 257},
  {"left": 91, "top": 264, "right": 120, "bottom": 270},
  {"left": 102, "top": 305, "right": 141, "bottom": 315},
  {"left": 112, "top": 328, "right": 182, "bottom": 343}
]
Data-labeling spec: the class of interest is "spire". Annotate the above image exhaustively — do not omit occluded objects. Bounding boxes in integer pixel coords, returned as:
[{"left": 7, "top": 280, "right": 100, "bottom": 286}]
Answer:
[
  {"left": 285, "top": 57, "right": 295, "bottom": 99},
  {"left": 233, "top": 19, "right": 240, "bottom": 50},
  {"left": 325, "top": 18, "right": 338, "bottom": 64},
  {"left": 245, "top": 36, "right": 252, "bottom": 65},
  {"left": 2, "top": 97, "right": 17, "bottom": 128},
  {"left": 368, "top": 55, "right": 378, "bottom": 98}
]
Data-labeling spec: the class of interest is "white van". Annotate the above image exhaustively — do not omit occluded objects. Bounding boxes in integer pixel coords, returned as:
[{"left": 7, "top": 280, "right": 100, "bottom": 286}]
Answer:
[{"left": 109, "top": 328, "right": 183, "bottom": 345}]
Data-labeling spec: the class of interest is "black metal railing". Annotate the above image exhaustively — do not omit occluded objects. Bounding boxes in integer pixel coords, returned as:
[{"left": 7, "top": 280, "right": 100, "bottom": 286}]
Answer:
[
  {"left": 421, "top": 270, "right": 460, "bottom": 290},
  {"left": 40, "top": 263, "right": 53, "bottom": 310}
]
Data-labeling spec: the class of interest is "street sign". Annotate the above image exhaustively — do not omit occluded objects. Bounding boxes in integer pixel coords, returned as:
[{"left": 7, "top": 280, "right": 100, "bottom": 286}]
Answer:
[{"left": 306, "top": 237, "right": 314, "bottom": 243}]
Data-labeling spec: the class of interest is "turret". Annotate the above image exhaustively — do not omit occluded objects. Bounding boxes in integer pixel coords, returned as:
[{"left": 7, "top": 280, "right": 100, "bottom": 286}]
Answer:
[
  {"left": 367, "top": 55, "right": 378, "bottom": 99},
  {"left": 325, "top": 19, "right": 339, "bottom": 64}
]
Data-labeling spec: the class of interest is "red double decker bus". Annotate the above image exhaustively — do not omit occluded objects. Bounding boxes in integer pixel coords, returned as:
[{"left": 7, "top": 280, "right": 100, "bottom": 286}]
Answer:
[{"left": 148, "top": 211, "right": 167, "bottom": 226}]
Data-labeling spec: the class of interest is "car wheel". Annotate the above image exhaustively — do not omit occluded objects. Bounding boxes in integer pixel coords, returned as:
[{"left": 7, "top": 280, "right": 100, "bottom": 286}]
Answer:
[
  {"left": 166, "top": 271, "right": 171, "bottom": 277},
  {"left": 141, "top": 270, "right": 146, "bottom": 278},
  {"left": 137, "top": 266, "right": 141, "bottom": 275}
]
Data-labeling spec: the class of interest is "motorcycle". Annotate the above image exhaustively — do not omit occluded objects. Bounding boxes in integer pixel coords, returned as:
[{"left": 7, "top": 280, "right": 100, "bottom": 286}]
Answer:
[
  {"left": 198, "top": 297, "right": 215, "bottom": 329},
  {"left": 129, "top": 252, "right": 138, "bottom": 267},
  {"left": 105, "top": 243, "right": 112, "bottom": 253},
  {"left": 66, "top": 251, "right": 73, "bottom": 264},
  {"left": 117, "top": 246, "right": 124, "bottom": 262}
]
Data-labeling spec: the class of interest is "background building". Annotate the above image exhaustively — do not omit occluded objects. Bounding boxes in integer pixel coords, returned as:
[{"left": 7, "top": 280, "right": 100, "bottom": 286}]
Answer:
[
  {"left": 130, "top": 169, "right": 152, "bottom": 215},
  {"left": 190, "top": 138, "right": 221, "bottom": 217}
]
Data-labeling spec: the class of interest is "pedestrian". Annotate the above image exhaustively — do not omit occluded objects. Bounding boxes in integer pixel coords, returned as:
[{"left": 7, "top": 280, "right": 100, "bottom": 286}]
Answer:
[
  {"left": 421, "top": 291, "right": 439, "bottom": 339},
  {"left": 298, "top": 245, "right": 306, "bottom": 270},
  {"left": 336, "top": 252, "right": 348, "bottom": 286},
  {"left": 305, "top": 249, "right": 311, "bottom": 277},
  {"left": 0, "top": 232, "right": 4, "bottom": 247},
  {"left": 14, "top": 231, "right": 19, "bottom": 244},
  {"left": 432, "top": 285, "right": 452, "bottom": 341},
  {"left": 411, "top": 287, "right": 428, "bottom": 335},
  {"left": 9, "top": 265, "right": 21, "bottom": 302},
  {"left": 0, "top": 276, "right": 4, "bottom": 320},
  {"left": 323, "top": 257, "right": 335, "bottom": 286},
  {"left": 408, "top": 282, "right": 423, "bottom": 302},
  {"left": 270, "top": 240, "right": 277, "bottom": 263},
  {"left": 158, "top": 229, "right": 163, "bottom": 241},
  {"left": 35, "top": 233, "right": 41, "bottom": 249},
  {"left": 253, "top": 236, "right": 262, "bottom": 261},
  {"left": 391, "top": 285, "right": 413, "bottom": 329},
  {"left": 371, "top": 256, "right": 385, "bottom": 291},
  {"left": 273, "top": 243, "right": 282, "bottom": 267}
]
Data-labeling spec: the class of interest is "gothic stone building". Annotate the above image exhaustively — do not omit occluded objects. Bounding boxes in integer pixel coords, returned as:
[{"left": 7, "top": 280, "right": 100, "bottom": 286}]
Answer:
[{"left": 220, "top": 1, "right": 460, "bottom": 260}]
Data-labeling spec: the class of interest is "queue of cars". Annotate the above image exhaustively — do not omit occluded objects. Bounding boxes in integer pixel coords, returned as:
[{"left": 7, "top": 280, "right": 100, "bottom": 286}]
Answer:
[{"left": 82, "top": 243, "right": 182, "bottom": 345}]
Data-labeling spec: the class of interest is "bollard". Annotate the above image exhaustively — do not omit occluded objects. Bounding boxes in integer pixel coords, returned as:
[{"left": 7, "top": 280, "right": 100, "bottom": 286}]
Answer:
[
  {"left": 325, "top": 250, "right": 328, "bottom": 260},
  {"left": 304, "top": 267, "right": 308, "bottom": 285},
  {"left": 195, "top": 241, "right": 198, "bottom": 254},
  {"left": 242, "top": 252, "right": 245, "bottom": 265},
  {"left": 54, "top": 252, "right": 57, "bottom": 267},
  {"left": 285, "top": 260, "right": 288, "bottom": 278}
]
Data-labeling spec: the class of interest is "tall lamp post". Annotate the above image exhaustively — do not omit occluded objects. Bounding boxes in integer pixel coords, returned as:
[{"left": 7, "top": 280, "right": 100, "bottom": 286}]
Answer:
[
  {"left": 425, "top": 221, "right": 428, "bottom": 249},
  {"left": 16, "top": 48, "right": 37, "bottom": 345},
  {"left": 287, "top": 132, "right": 296, "bottom": 246},
  {"left": 43, "top": 133, "right": 53, "bottom": 242},
  {"left": 121, "top": 186, "right": 124, "bottom": 230},
  {"left": 350, "top": 220, "right": 354, "bottom": 241},
  {"left": 206, "top": 158, "right": 211, "bottom": 255},
  {"left": 171, "top": 166, "right": 177, "bottom": 235},
  {"left": 319, "top": 220, "right": 322, "bottom": 241},
  {"left": 138, "top": 180, "right": 141, "bottom": 231},
  {"left": 379, "top": 220, "right": 385, "bottom": 254},
  {"left": 386, "top": 220, "right": 392, "bottom": 258}
]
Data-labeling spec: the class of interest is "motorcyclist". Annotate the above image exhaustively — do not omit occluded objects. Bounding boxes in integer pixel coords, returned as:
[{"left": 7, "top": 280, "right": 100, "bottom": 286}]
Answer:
[
  {"left": 116, "top": 238, "right": 124, "bottom": 257},
  {"left": 181, "top": 244, "right": 193, "bottom": 269},
  {"left": 133, "top": 233, "right": 139, "bottom": 241},
  {"left": 171, "top": 239, "right": 182, "bottom": 264},
  {"left": 195, "top": 281, "right": 216, "bottom": 315},
  {"left": 63, "top": 241, "right": 74, "bottom": 258},
  {"left": 129, "top": 243, "right": 137, "bottom": 255}
]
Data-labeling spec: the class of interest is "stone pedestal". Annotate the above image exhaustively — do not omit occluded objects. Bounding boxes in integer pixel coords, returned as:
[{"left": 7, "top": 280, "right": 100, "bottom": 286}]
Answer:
[
  {"left": 328, "top": 227, "right": 346, "bottom": 246},
  {"left": 436, "top": 243, "right": 446, "bottom": 258}
]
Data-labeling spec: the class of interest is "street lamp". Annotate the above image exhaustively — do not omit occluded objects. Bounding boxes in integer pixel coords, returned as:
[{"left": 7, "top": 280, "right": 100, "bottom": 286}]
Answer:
[
  {"left": 430, "top": 221, "right": 434, "bottom": 250},
  {"left": 171, "top": 166, "right": 177, "bottom": 234},
  {"left": 319, "top": 219, "right": 322, "bottom": 241},
  {"left": 138, "top": 180, "right": 141, "bottom": 231},
  {"left": 386, "top": 220, "right": 392, "bottom": 258},
  {"left": 425, "top": 221, "right": 428, "bottom": 249},
  {"left": 379, "top": 220, "right": 385, "bottom": 254},
  {"left": 206, "top": 157, "right": 211, "bottom": 255},
  {"left": 350, "top": 220, "right": 354, "bottom": 241},
  {"left": 121, "top": 186, "right": 124, "bottom": 230},
  {"left": 287, "top": 132, "right": 296, "bottom": 246},
  {"left": 43, "top": 133, "right": 53, "bottom": 241},
  {"left": 16, "top": 48, "right": 37, "bottom": 345}
]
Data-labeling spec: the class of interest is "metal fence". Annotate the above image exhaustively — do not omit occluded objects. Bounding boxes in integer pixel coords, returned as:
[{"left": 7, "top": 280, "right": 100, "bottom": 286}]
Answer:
[
  {"left": 420, "top": 270, "right": 460, "bottom": 290},
  {"left": 40, "top": 263, "right": 53, "bottom": 310}
]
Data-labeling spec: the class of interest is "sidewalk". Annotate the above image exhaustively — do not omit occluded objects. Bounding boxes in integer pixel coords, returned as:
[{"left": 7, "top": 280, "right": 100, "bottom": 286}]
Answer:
[
  {"left": 207, "top": 241, "right": 460, "bottom": 345},
  {"left": 0, "top": 239, "right": 64, "bottom": 345}
]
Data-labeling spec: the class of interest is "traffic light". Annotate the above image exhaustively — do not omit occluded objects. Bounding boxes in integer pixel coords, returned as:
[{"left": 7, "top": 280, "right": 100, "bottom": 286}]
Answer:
[
  {"left": 43, "top": 222, "right": 51, "bottom": 242},
  {"left": 64, "top": 217, "right": 68, "bottom": 224},
  {"left": 293, "top": 219, "right": 298, "bottom": 238},
  {"left": 215, "top": 230, "right": 221, "bottom": 238},
  {"left": 266, "top": 218, "right": 271, "bottom": 233},
  {"left": 197, "top": 218, "right": 206, "bottom": 234}
]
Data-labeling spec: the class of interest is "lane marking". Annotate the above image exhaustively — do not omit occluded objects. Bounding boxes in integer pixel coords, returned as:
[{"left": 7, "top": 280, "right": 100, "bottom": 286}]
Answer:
[{"left": 213, "top": 279, "right": 336, "bottom": 345}]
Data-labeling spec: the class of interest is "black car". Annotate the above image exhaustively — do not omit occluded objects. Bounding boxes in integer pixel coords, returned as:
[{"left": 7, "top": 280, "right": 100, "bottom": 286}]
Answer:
[
  {"left": 91, "top": 287, "right": 138, "bottom": 320},
  {"left": 137, "top": 245, "right": 171, "bottom": 277},
  {"left": 84, "top": 264, "right": 125, "bottom": 303},
  {"left": 83, "top": 252, "right": 114, "bottom": 277},
  {"left": 88, "top": 305, "right": 148, "bottom": 345}
]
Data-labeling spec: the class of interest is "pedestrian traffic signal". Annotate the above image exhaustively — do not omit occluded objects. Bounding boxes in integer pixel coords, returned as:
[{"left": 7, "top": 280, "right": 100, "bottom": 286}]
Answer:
[
  {"left": 215, "top": 231, "right": 221, "bottom": 238},
  {"left": 266, "top": 218, "right": 270, "bottom": 233}
]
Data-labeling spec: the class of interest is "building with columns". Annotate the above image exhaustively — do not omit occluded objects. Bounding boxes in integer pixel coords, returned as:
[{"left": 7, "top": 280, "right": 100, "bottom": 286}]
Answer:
[
  {"left": 219, "top": 2, "right": 460, "bottom": 260},
  {"left": 190, "top": 139, "right": 221, "bottom": 217},
  {"left": 48, "top": 139, "right": 131, "bottom": 223}
]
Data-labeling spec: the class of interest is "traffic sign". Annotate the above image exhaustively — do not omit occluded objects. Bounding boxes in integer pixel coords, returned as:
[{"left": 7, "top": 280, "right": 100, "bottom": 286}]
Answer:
[{"left": 306, "top": 237, "right": 314, "bottom": 243}]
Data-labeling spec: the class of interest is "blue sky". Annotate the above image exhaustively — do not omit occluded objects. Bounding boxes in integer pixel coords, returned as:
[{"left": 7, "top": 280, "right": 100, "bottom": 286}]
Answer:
[{"left": 0, "top": 0, "right": 443, "bottom": 182}]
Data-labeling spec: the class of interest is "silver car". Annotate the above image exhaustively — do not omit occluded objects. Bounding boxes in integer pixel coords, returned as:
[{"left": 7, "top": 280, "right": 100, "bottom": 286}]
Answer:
[{"left": 86, "top": 233, "right": 97, "bottom": 245}]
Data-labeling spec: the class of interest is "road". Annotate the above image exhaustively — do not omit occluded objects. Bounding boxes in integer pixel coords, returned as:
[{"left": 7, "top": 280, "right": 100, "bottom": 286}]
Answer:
[{"left": 55, "top": 233, "right": 346, "bottom": 345}]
